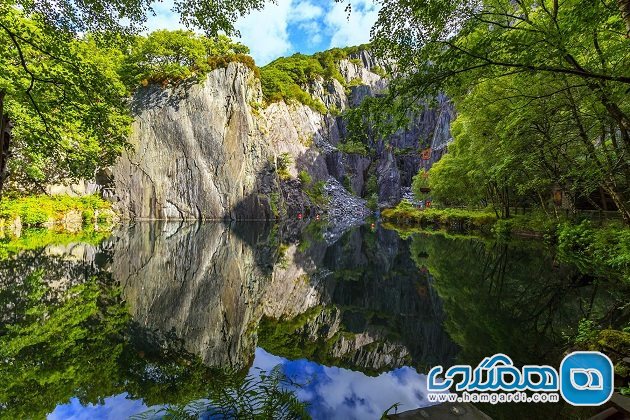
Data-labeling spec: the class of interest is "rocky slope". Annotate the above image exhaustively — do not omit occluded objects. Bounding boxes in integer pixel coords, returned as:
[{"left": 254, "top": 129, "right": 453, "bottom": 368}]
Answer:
[{"left": 109, "top": 50, "right": 454, "bottom": 221}]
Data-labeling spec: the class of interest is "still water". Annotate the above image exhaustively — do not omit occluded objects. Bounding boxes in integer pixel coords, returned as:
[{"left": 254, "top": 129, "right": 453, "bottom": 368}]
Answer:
[{"left": 0, "top": 222, "right": 626, "bottom": 419}]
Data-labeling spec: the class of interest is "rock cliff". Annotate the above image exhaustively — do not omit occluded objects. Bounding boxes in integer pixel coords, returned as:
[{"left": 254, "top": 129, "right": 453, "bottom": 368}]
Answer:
[{"left": 109, "top": 50, "right": 454, "bottom": 221}]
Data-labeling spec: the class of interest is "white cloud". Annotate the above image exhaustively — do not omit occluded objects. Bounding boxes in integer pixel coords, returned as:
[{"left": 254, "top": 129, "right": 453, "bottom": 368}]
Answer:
[
  {"left": 233, "top": 0, "right": 334, "bottom": 65},
  {"left": 143, "top": 0, "right": 187, "bottom": 33},
  {"left": 298, "top": 21, "right": 324, "bottom": 47},
  {"left": 324, "top": 0, "right": 380, "bottom": 48},
  {"left": 234, "top": 0, "right": 294, "bottom": 65},
  {"left": 139, "top": 0, "right": 379, "bottom": 65},
  {"left": 290, "top": 1, "right": 324, "bottom": 22}
]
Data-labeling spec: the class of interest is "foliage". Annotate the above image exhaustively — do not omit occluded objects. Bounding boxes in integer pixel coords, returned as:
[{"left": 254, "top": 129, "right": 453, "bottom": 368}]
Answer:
[
  {"left": 572, "top": 319, "right": 600, "bottom": 347},
  {"left": 305, "top": 181, "right": 328, "bottom": 207},
  {"left": 0, "top": 10, "right": 131, "bottom": 193},
  {"left": 260, "top": 46, "right": 369, "bottom": 113},
  {"left": 1, "top": 0, "right": 267, "bottom": 195},
  {"left": 557, "top": 221, "right": 630, "bottom": 283},
  {"left": 298, "top": 170, "right": 312, "bottom": 187},
  {"left": 367, "top": 193, "right": 379, "bottom": 211},
  {"left": 121, "top": 30, "right": 251, "bottom": 86},
  {"left": 0, "top": 270, "right": 130, "bottom": 420},
  {"left": 369, "top": 0, "right": 630, "bottom": 224},
  {"left": 6, "top": 0, "right": 268, "bottom": 38},
  {"left": 382, "top": 200, "right": 496, "bottom": 231},
  {"left": 276, "top": 153, "right": 293, "bottom": 181},
  {"left": 136, "top": 366, "right": 310, "bottom": 420},
  {"left": 336, "top": 140, "right": 369, "bottom": 156},
  {"left": 0, "top": 194, "right": 112, "bottom": 227},
  {"left": 370, "top": 66, "right": 387, "bottom": 78}
]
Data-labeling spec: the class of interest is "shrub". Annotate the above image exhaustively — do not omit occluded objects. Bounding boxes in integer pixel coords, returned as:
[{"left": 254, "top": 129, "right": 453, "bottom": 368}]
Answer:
[
  {"left": 371, "top": 65, "right": 388, "bottom": 78},
  {"left": 298, "top": 170, "right": 312, "bottom": 186},
  {"left": 557, "top": 221, "right": 630, "bottom": 283},
  {"left": 207, "top": 54, "right": 260, "bottom": 78},
  {"left": 0, "top": 195, "right": 112, "bottom": 229},
  {"left": 276, "top": 153, "right": 293, "bottom": 181},
  {"left": 381, "top": 201, "right": 496, "bottom": 231},
  {"left": 367, "top": 193, "right": 379, "bottom": 211},
  {"left": 337, "top": 140, "right": 369, "bottom": 156},
  {"left": 306, "top": 181, "right": 328, "bottom": 207}
]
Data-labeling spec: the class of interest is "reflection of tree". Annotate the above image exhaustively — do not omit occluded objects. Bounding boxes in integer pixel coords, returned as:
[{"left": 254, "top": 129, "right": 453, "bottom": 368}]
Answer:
[
  {"left": 408, "top": 233, "right": 630, "bottom": 419},
  {"left": 0, "top": 266, "right": 128, "bottom": 419},
  {"left": 0, "top": 249, "right": 269, "bottom": 417},
  {"left": 411, "top": 234, "right": 626, "bottom": 366}
]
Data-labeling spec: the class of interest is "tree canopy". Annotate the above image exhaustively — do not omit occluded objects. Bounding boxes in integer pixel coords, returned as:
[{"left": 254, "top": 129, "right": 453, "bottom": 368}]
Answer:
[
  {"left": 0, "top": 0, "right": 264, "bottom": 196},
  {"left": 367, "top": 0, "right": 630, "bottom": 223}
]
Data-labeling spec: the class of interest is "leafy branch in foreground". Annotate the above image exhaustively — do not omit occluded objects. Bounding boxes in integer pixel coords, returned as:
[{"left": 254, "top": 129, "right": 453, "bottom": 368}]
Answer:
[
  {"left": 133, "top": 365, "right": 310, "bottom": 420},
  {"left": 369, "top": 0, "right": 630, "bottom": 223}
]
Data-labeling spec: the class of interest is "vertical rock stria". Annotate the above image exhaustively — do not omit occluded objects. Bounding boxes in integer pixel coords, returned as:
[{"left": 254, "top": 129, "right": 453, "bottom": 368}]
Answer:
[{"left": 110, "top": 51, "right": 454, "bottom": 220}]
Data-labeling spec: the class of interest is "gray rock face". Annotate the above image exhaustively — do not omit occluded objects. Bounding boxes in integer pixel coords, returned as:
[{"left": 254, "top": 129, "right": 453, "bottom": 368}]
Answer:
[
  {"left": 110, "top": 53, "right": 454, "bottom": 221},
  {"left": 377, "top": 151, "right": 402, "bottom": 207},
  {"left": 113, "top": 64, "right": 274, "bottom": 221}
]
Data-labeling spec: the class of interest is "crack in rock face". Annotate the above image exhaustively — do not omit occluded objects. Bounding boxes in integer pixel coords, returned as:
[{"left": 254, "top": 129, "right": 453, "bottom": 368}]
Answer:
[{"left": 109, "top": 56, "right": 454, "bottom": 223}]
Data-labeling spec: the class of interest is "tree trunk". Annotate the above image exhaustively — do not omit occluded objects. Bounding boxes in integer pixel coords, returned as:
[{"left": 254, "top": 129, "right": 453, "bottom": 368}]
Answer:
[
  {"left": 0, "top": 90, "right": 12, "bottom": 200},
  {"left": 619, "top": 0, "right": 630, "bottom": 37}
]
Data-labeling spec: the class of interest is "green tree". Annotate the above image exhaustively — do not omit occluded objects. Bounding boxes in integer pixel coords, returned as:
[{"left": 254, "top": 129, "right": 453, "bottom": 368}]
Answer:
[
  {"left": 369, "top": 0, "right": 630, "bottom": 223},
  {"left": 0, "top": 10, "right": 132, "bottom": 195},
  {"left": 0, "top": 0, "right": 265, "bottom": 198},
  {"left": 121, "top": 30, "right": 250, "bottom": 86}
]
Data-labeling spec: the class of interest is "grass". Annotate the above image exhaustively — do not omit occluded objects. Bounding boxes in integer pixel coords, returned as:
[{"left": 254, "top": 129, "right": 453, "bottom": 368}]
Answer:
[
  {"left": 381, "top": 201, "right": 496, "bottom": 231},
  {"left": 0, "top": 194, "right": 114, "bottom": 228}
]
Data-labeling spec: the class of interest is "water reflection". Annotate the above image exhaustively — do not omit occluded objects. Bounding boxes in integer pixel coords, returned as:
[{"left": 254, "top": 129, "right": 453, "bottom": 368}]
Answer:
[
  {"left": 253, "top": 348, "right": 432, "bottom": 419},
  {"left": 0, "top": 222, "right": 626, "bottom": 419}
]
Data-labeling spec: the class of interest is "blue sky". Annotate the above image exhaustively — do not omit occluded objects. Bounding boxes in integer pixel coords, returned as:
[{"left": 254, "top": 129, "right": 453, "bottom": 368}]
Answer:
[{"left": 144, "top": 0, "right": 380, "bottom": 65}]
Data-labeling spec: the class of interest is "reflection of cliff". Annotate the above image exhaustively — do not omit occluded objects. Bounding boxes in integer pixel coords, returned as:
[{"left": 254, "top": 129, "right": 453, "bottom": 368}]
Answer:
[
  {"left": 259, "top": 226, "right": 458, "bottom": 373},
  {"left": 112, "top": 222, "right": 274, "bottom": 370},
  {"left": 105, "top": 222, "right": 457, "bottom": 375}
]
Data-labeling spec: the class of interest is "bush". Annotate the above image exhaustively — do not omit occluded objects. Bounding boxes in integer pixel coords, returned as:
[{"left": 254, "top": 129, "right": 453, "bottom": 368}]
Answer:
[
  {"left": 381, "top": 201, "right": 496, "bottom": 231},
  {"left": 0, "top": 195, "right": 112, "bottom": 229},
  {"left": 276, "top": 153, "right": 293, "bottom": 181},
  {"left": 207, "top": 54, "right": 259, "bottom": 78},
  {"left": 298, "top": 170, "right": 312, "bottom": 186},
  {"left": 557, "top": 221, "right": 630, "bottom": 283},
  {"left": 337, "top": 140, "right": 369, "bottom": 156},
  {"left": 306, "top": 181, "right": 328, "bottom": 207},
  {"left": 367, "top": 193, "right": 378, "bottom": 211}
]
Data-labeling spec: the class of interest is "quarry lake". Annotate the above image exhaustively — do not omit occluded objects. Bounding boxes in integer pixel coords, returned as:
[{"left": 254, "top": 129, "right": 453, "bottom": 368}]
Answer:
[{"left": 1, "top": 222, "right": 626, "bottom": 419}]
